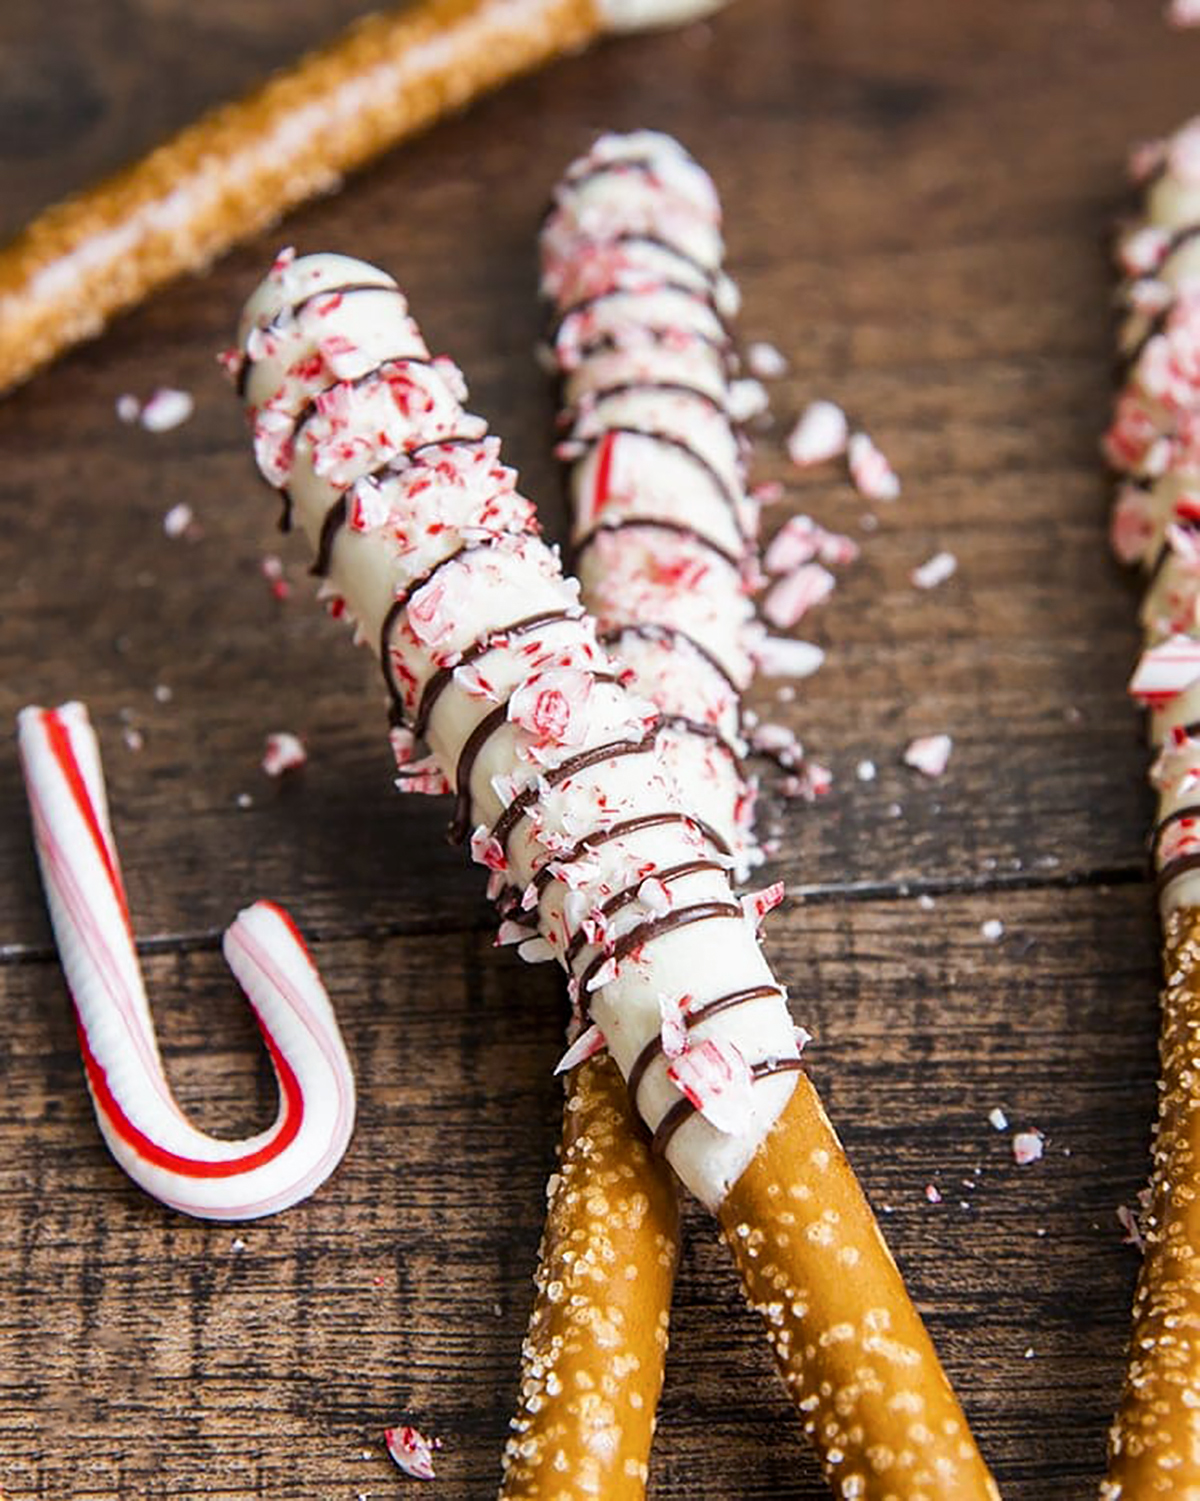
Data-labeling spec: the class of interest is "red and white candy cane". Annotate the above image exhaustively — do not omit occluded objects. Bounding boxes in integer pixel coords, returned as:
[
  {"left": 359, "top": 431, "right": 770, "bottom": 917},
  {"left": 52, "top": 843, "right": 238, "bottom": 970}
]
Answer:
[{"left": 17, "top": 700, "right": 356, "bottom": 1221}]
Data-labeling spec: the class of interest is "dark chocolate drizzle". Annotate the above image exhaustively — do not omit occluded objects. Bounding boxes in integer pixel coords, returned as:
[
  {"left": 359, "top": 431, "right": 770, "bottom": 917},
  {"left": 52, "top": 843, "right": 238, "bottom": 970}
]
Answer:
[
  {"left": 488, "top": 729, "right": 661, "bottom": 856},
  {"left": 413, "top": 610, "right": 579, "bottom": 740},
  {"left": 311, "top": 496, "right": 348, "bottom": 578},
  {"left": 1121, "top": 305, "right": 1170, "bottom": 376},
  {"left": 568, "top": 380, "right": 728, "bottom": 424},
  {"left": 1150, "top": 802, "right": 1200, "bottom": 860},
  {"left": 289, "top": 355, "right": 437, "bottom": 448},
  {"left": 448, "top": 672, "right": 621, "bottom": 846},
  {"left": 574, "top": 515, "right": 744, "bottom": 574},
  {"left": 651, "top": 1058, "right": 806, "bottom": 1158},
  {"left": 1157, "top": 850, "right": 1200, "bottom": 895},
  {"left": 563, "top": 858, "right": 727, "bottom": 966},
  {"left": 600, "top": 622, "right": 743, "bottom": 700},
  {"left": 625, "top": 983, "right": 785, "bottom": 1108},
  {"left": 566, "top": 423, "right": 744, "bottom": 533},
  {"left": 656, "top": 714, "right": 746, "bottom": 775},
  {"left": 551, "top": 280, "right": 725, "bottom": 347},
  {"left": 575, "top": 899, "right": 744, "bottom": 1009}
]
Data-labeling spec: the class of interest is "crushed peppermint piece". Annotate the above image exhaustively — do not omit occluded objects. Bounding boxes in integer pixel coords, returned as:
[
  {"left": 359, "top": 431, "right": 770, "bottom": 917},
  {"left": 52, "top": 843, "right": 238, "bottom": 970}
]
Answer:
[
  {"left": 917, "top": 893, "right": 935, "bottom": 911},
  {"left": 755, "top": 636, "right": 825, "bottom": 678},
  {"left": 925, "top": 1184, "right": 943, "bottom": 1204},
  {"left": 261, "top": 732, "right": 307, "bottom": 777},
  {"left": 1117, "top": 1203, "right": 1146, "bottom": 1252},
  {"left": 781, "top": 761, "right": 833, "bottom": 801},
  {"left": 980, "top": 918, "right": 1005, "bottom": 942},
  {"left": 746, "top": 341, "right": 789, "bottom": 379},
  {"left": 140, "top": 387, "right": 194, "bottom": 433},
  {"left": 1012, "top": 1130, "right": 1044, "bottom": 1166},
  {"left": 855, "top": 759, "right": 877, "bottom": 782},
  {"left": 231, "top": 1236, "right": 246, "bottom": 1253},
  {"left": 1168, "top": 0, "right": 1200, "bottom": 25},
  {"left": 638, "top": 876, "right": 671, "bottom": 915},
  {"left": 154, "top": 683, "right": 172, "bottom": 704},
  {"left": 122, "top": 727, "right": 144, "bottom": 752},
  {"left": 261, "top": 553, "right": 290, "bottom": 600},
  {"left": 518, "top": 935, "right": 556, "bottom": 964},
  {"left": 1129, "top": 633, "right": 1200, "bottom": 706},
  {"left": 115, "top": 393, "right": 140, "bottom": 424},
  {"left": 666, "top": 1038, "right": 755, "bottom": 1135},
  {"left": 763, "top": 563, "right": 836, "bottom": 628},
  {"left": 658, "top": 993, "right": 689, "bottom": 1059},
  {"left": 741, "top": 881, "right": 785, "bottom": 926},
  {"left": 384, "top": 1425, "right": 437, "bottom": 1481},
  {"left": 727, "top": 377, "right": 770, "bottom": 423},
  {"left": 903, "top": 734, "right": 952, "bottom": 778},
  {"left": 988, "top": 1107, "right": 1009, "bottom": 1132},
  {"left": 236, "top": 792, "right": 254, "bottom": 810},
  {"left": 911, "top": 551, "right": 958, "bottom": 590},
  {"left": 162, "top": 502, "right": 194, "bottom": 539},
  {"left": 554, "top": 1023, "right": 607, "bottom": 1075},
  {"left": 470, "top": 825, "right": 508, "bottom": 873},
  {"left": 1109, "top": 485, "right": 1154, "bottom": 565},
  {"left": 764, "top": 514, "right": 860, "bottom": 573},
  {"left": 1024, "top": 1348, "right": 1036, "bottom": 1360},
  {"left": 787, "top": 400, "right": 848, "bottom": 467},
  {"left": 847, "top": 432, "right": 900, "bottom": 501}
]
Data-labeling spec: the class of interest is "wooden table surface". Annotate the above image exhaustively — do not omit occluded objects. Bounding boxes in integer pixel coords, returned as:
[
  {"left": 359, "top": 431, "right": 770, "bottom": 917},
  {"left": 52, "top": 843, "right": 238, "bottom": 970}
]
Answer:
[{"left": 0, "top": 0, "right": 1189, "bottom": 1496}]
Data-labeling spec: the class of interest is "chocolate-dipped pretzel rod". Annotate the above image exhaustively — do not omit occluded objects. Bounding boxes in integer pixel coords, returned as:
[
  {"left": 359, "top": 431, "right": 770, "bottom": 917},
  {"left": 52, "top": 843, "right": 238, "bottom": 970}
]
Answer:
[
  {"left": 0, "top": 0, "right": 728, "bottom": 398},
  {"left": 230, "top": 250, "right": 997, "bottom": 1499},
  {"left": 500, "top": 130, "right": 758, "bottom": 1500},
  {"left": 1104, "top": 117, "right": 1200, "bottom": 1497},
  {"left": 536, "top": 130, "right": 997, "bottom": 1499}
]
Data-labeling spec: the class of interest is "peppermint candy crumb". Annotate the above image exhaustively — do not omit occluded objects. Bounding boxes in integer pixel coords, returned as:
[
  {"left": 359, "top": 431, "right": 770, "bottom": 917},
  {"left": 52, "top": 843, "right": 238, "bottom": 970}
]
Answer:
[
  {"left": 903, "top": 734, "right": 953, "bottom": 778},
  {"left": 980, "top": 918, "right": 1005, "bottom": 942},
  {"left": 925, "top": 1183, "right": 943, "bottom": 1205},
  {"left": 1116, "top": 1203, "right": 1146, "bottom": 1253},
  {"left": 115, "top": 393, "right": 140, "bottom": 424},
  {"left": 787, "top": 400, "right": 848, "bottom": 468},
  {"left": 727, "top": 377, "right": 770, "bottom": 423},
  {"left": 261, "top": 732, "right": 307, "bottom": 777},
  {"left": 988, "top": 1106, "right": 1009, "bottom": 1132},
  {"left": 162, "top": 502, "right": 195, "bottom": 540},
  {"left": 384, "top": 1425, "right": 438, "bottom": 1481},
  {"left": 755, "top": 636, "right": 825, "bottom": 678},
  {"left": 746, "top": 341, "right": 789, "bottom": 379},
  {"left": 911, "top": 551, "right": 958, "bottom": 590},
  {"left": 554, "top": 1023, "right": 608, "bottom": 1076},
  {"left": 855, "top": 759, "right": 877, "bottom": 782},
  {"left": 763, "top": 564, "right": 836, "bottom": 628},
  {"left": 848, "top": 432, "right": 900, "bottom": 502},
  {"left": 1168, "top": 0, "right": 1200, "bottom": 26},
  {"left": 140, "top": 387, "right": 195, "bottom": 433},
  {"left": 1012, "top": 1129, "right": 1044, "bottom": 1166}
]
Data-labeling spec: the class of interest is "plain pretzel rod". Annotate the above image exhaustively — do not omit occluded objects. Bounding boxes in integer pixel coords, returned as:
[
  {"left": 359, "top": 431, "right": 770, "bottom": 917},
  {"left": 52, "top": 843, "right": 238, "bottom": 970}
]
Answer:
[
  {"left": 1104, "top": 115, "right": 1200, "bottom": 1497},
  {"left": 0, "top": 0, "right": 728, "bottom": 397},
  {"left": 229, "top": 249, "right": 998, "bottom": 1499}
]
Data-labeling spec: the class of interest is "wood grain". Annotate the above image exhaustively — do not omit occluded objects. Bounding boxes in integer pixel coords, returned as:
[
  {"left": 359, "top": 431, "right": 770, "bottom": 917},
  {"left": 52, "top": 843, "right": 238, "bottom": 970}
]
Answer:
[{"left": 0, "top": 0, "right": 1188, "bottom": 1495}]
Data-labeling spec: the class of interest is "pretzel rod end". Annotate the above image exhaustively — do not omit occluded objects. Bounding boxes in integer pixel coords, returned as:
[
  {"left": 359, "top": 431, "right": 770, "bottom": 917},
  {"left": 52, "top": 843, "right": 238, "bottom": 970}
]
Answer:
[
  {"left": 598, "top": 0, "right": 734, "bottom": 31},
  {"left": 1104, "top": 905, "right": 1200, "bottom": 1496},
  {"left": 718, "top": 1074, "right": 999, "bottom": 1500},
  {"left": 499, "top": 1054, "right": 680, "bottom": 1500}
]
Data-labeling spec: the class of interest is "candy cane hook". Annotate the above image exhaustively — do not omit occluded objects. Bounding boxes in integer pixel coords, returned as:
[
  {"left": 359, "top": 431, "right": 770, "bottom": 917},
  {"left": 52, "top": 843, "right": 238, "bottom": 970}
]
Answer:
[{"left": 17, "top": 701, "right": 356, "bottom": 1221}]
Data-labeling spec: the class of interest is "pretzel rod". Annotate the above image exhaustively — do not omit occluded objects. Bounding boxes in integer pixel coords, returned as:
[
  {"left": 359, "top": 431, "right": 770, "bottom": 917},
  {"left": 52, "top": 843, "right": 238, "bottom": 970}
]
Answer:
[
  {"left": 1104, "top": 117, "right": 1200, "bottom": 1495},
  {"left": 0, "top": 0, "right": 728, "bottom": 397},
  {"left": 229, "top": 248, "right": 994, "bottom": 1497},
  {"left": 534, "top": 130, "right": 997, "bottom": 1499},
  {"left": 17, "top": 700, "right": 356, "bottom": 1220},
  {"left": 500, "top": 1054, "right": 679, "bottom": 1498}
]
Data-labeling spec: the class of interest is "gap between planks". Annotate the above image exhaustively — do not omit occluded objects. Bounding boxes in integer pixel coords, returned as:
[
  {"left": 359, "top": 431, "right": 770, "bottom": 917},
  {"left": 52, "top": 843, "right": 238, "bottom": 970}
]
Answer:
[{"left": 0, "top": 860, "right": 1148, "bottom": 969}]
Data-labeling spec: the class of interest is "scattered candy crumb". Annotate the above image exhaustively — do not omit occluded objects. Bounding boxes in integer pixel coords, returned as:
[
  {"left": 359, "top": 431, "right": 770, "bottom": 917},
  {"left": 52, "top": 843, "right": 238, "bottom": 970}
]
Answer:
[
  {"left": 904, "top": 734, "right": 953, "bottom": 778},
  {"left": 848, "top": 431, "right": 900, "bottom": 501},
  {"left": 1117, "top": 1203, "right": 1146, "bottom": 1253},
  {"left": 925, "top": 1183, "right": 943, "bottom": 1204},
  {"left": 1024, "top": 1347, "right": 1036, "bottom": 1360},
  {"left": 763, "top": 563, "right": 836, "bottom": 627},
  {"left": 122, "top": 727, "right": 144, "bottom": 752},
  {"left": 911, "top": 551, "right": 958, "bottom": 590},
  {"left": 755, "top": 637, "right": 825, "bottom": 678},
  {"left": 989, "top": 1107, "right": 1009, "bottom": 1132},
  {"left": 261, "top": 553, "right": 291, "bottom": 600},
  {"left": 981, "top": 918, "right": 1005, "bottom": 942},
  {"left": 786, "top": 400, "right": 848, "bottom": 467},
  {"left": 855, "top": 758, "right": 877, "bottom": 782},
  {"left": 162, "top": 502, "right": 194, "bottom": 540},
  {"left": 727, "top": 376, "right": 770, "bottom": 423},
  {"left": 231, "top": 1236, "right": 246, "bottom": 1253},
  {"left": 746, "top": 340, "right": 788, "bottom": 379},
  {"left": 154, "top": 683, "right": 173, "bottom": 704},
  {"left": 917, "top": 893, "right": 936, "bottom": 911},
  {"left": 261, "top": 732, "right": 307, "bottom": 777},
  {"left": 115, "top": 393, "right": 140, "bottom": 424},
  {"left": 1168, "top": 0, "right": 1200, "bottom": 25},
  {"left": 1012, "top": 1129, "right": 1044, "bottom": 1166},
  {"left": 140, "top": 387, "right": 195, "bottom": 433},
  {"left": 236, "top": 792, "right": 254, "bottom": 810},
  {"left": 385, "top": 1425, "right": 438, "bottom": 1481}
]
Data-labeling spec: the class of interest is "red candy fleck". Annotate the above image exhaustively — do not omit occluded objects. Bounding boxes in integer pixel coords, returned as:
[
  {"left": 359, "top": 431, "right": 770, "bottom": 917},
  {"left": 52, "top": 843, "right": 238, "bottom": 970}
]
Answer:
[{"left": 385, "top": 1425, "right": 437, "bottom": 1481}]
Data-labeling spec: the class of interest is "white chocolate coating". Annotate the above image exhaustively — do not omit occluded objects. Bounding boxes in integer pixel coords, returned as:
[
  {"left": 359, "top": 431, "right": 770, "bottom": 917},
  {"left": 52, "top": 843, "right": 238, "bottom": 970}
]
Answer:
[{"left": 235, "top": 249, "right": 797, "bottom": 1210}]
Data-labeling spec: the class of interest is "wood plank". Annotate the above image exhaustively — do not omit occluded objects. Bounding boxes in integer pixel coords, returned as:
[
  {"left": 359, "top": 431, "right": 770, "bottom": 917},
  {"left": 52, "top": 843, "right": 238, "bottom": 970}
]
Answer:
[{"left": 0, "top": 887, "right": 1162, "bottom": 1497}]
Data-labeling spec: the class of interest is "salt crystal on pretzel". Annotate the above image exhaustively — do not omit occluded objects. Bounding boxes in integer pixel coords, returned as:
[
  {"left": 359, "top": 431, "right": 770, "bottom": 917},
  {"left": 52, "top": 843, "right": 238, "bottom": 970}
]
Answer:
[{"left": 17, "top": 701, "right": 355, "bottom": 1221}]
